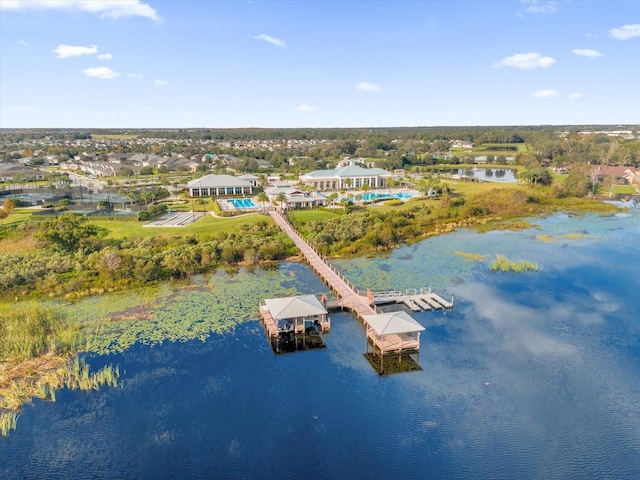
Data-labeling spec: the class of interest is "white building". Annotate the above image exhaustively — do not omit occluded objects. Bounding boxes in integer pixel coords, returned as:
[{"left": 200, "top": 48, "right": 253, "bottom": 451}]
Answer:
[
  {"left": 264, "top": 184, "right": 326, "bottom": 209},
  {"left": 299, "top": 163, "right": 392, "bottom": 191},
  {"left": 187, "top": 174, "right": 253, "bottom": 197}
]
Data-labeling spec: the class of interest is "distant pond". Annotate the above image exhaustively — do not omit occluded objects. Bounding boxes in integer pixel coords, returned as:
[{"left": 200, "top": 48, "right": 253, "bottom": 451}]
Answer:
[
  {"left": 2, "top": 208, "right": 639, "bottom": 479},
  {"left": 442, "top": 167, "right": 518, "bottom": 183}
]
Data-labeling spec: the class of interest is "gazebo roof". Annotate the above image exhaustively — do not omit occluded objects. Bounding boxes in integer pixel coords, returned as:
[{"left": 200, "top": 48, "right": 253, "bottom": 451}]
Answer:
[
  {"left": 264, "top": 294, "right": 327, "bottom": 320},
  {"left": 362, "top": 311, "right": 425, "bottom": 335}
]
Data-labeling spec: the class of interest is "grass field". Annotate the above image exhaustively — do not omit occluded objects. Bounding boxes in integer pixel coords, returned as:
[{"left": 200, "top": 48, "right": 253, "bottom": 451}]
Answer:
[
  {"left": 450, "top": 142, "right": 532, "bottom": 157},
  {"left": 287, "top": 209, "right": 342, "bottom": 223},
  {"left": 100, "top": 211, "right": 268, "bottom": 239}
]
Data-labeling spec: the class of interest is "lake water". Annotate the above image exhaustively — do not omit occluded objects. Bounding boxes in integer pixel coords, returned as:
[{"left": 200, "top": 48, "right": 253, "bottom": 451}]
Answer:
[
  {"left": 446, "top": 168, "right": 518, "bottom": 182},
  {"left": 2, "top": 207, "right": 639, "bottom": 479}
]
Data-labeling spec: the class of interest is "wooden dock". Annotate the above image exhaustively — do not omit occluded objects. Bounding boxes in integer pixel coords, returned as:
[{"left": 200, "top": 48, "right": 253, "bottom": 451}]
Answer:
[
  {"left": 268, "top": 210, "right": 377, "bottom": 320},
  {"left": 267, "top": 210, "right": 453, "bottom": 356}
]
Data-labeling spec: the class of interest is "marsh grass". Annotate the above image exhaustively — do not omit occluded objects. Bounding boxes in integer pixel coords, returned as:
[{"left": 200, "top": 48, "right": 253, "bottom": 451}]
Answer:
[
  {"left": 454, "top": 251, "right": 485, "bottom": 261},
  {"left": 0, "top": 356, "right": 120, "bottom": 437},
  {"left": 491, "top": 255, "right": 540, "bottom": 272},
  {"left": 536, "top": 235, "right": 555, "bottom": 242},
  {"left": 0, "top": 304, "right": 81, "bottom": 361},
  {"left": 0, "top": 410, "right": 20, "bottom": 437}
]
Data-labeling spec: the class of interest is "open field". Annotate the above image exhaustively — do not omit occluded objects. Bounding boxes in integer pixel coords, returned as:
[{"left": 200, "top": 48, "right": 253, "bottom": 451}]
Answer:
[
  {"left": 100, "top": 211, "right": 267, "bottom": 239},
  {"left": 450, "top": 142, "right": 532, "bottom": 157}
]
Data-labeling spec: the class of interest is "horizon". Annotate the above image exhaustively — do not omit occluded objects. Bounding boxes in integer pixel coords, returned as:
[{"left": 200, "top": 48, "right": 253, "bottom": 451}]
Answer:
[{"left": 1, "top": 0, "right": 639, "bottom": 129}]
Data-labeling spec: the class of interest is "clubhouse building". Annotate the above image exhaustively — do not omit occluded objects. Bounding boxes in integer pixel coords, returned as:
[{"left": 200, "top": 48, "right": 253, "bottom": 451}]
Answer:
[
  {"left": 299, "top": 163, "right": 392, "bottom": 191},
  {"left": 187, "top": 174, "right": 253, "bottom": 197}
]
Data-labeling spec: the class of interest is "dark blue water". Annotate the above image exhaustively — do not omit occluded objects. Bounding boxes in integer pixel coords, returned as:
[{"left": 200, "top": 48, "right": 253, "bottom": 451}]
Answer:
[{"left": 2, "top": 209, "right": 639, "bottom": 479}]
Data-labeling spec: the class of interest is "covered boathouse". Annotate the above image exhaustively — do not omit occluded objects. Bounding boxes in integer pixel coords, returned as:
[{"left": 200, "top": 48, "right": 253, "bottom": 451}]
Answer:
[
  {"left": 362, "top": 311, "right": 425, "bottom": 355},
  {"left": 260, "top": 294, "right": 330, "bottom": 353},
  {"left": 362, "top": 311, "right": 426, "bottom": 375}
]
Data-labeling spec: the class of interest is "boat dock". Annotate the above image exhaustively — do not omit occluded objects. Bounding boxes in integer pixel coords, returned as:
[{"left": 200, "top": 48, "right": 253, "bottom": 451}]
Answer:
[
  {"left": 371, "top": 288, "right": 454, "bottom": 312},
  {"left": 264, "top": 210, "right": 453, "bottom": 357}
]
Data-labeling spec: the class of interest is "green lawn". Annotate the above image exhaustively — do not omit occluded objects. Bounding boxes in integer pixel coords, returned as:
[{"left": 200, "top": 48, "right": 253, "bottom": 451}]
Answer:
[
  {"left": 612, "top": 185, "right": 637, "bottom": 195},
  {"left": 450, "top": 143, "right": 532, "bottom": 157},
  {"left": 287, "top": 209, "right": 342, "bottom": 223},
  {"left": 99, "top": 211, "right": 268, "bottom": 239}
]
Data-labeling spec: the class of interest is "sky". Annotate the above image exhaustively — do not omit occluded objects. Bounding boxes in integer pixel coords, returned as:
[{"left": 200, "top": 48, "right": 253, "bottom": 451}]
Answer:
[{"left": 1, "top": 0, "right": 639, "bottom": 128}]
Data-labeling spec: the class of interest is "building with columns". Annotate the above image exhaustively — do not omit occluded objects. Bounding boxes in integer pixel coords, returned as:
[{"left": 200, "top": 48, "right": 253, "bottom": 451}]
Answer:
[
  {"left": 187, "top": 174, "right": 253, "bottom": 197},
  {"left": 299, "top": 163, "right": 392, "bottom": 191}
]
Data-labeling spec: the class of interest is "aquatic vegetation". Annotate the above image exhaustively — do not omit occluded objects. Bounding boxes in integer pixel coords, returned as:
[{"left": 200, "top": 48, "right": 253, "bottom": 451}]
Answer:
[
  {"left": 536, "top": 235, "right": 555, "bottom": 242},
  {"left": 476, "top": 219, "right": 536, "bottom": 233},
  {"left": 84, "top": 269, "right": 298, "bottom": 354},
  {"left": 0, "top": 410, "right": 19, "bottom": 438},
  {"left": 561, "top": 233, "right": 586, "bottom": 239},
  {"left": 0, "top": 356, "right": 120, "bottom": 437},
  {"left": 454, "top": 251, "right": 485, "bottom": 261},
  {"left": 0, "top": 303, "right": 80, "bottom": 361},
  {"left": 491, "top": 255, "right": 540, "bottom": 272}
]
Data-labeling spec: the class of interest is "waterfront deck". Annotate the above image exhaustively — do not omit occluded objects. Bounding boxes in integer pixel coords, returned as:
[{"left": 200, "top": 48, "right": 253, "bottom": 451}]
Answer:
[
  {"left": 268, "top": 210, "right": 378, "bottom": 321},
  {"left": 266, "top": 210, "right": 453, "bottom": 357}
]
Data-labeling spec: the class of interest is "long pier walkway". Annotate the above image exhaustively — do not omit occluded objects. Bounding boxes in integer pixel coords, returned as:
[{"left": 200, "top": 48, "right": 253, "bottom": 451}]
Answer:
[{"left": 268, "top": 210, "right": 377, "bottom": 320}]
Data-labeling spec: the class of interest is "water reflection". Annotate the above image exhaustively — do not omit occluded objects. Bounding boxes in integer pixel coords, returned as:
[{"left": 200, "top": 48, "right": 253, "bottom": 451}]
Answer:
[{"left": 2, "top": 210, "right": 639, "bottom": 479}]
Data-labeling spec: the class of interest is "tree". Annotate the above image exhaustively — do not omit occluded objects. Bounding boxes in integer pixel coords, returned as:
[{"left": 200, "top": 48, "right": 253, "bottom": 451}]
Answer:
[
  {"left": 602, "top": 176, "right": 617, "bottom": 198},
  {"left": 37, "top": 212, "right": 101, "bottom": 254},
  {"left": 276, "top": 192, "right": 287, "bottom": 211},
  {"left": 257, "top": 191, "right": 268, "bottom": 213}
]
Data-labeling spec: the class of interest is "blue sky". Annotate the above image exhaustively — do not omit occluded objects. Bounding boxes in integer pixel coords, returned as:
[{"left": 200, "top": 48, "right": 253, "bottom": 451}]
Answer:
[{"left": 1, "top": 0, "right": 639, "bottom": 128}]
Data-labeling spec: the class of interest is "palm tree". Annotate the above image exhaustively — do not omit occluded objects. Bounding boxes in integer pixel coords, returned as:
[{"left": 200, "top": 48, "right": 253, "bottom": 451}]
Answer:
[
  {"left": 276, "top": 192, "right": 287, "bottom": 212},
  {"left": 257, "top": 191, "right": 269, "bottom": 213}
]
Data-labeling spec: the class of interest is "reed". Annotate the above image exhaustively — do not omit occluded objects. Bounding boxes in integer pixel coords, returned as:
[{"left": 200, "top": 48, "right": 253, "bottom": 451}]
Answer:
[
  {"left": 536, "top": 235, "right": 555, "bottom": 243},
  {"left": 454, "top": 251, "right": 485, "bottom": 261},
  {"left": 0, "top": 304, "right": 80, "bottom": 360},
  {"left": 492, "top": 254, "right": 540, "bottom": 272},
  {"left": 0, "top": 410, "right": 20, "bottom": 438}
]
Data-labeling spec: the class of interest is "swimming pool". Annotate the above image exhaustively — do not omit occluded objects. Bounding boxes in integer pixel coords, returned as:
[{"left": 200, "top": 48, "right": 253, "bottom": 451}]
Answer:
[
  {"left": 361, "top": 191, "right": 416, "bottom": 201},
  {"left": 228, "top": 198, "right": 258, "bottom": 209}
]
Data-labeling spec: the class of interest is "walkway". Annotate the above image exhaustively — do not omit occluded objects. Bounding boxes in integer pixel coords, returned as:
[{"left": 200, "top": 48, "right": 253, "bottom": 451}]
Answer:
[{"left": 268, "top": 210, "right": 377, "bottom": 320}]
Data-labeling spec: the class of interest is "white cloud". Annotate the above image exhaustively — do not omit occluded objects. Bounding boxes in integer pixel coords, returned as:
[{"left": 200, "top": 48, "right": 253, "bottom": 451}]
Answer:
[
  {"left": 53, "top": 44, "right": 98, "bottom": 59},
  {"left": 251, "top": 34, "right": 287, "bottom": 48},
  {"left": 154, "top": 79, "right": 167, "bottom": 86},
  {"left": 356, "top": 81, "right": 382, "bottom": 92},
  {"left": 523, "top": 1, "right": 557, "bottom": 14},
  {"left": 97, "top": 53, "right": 113, "bottom": 60},
  {"left": 610, "top": 24, "right": 640, "bottom": 40},
  {"left": 493, "top": 52, "right": 556, "bottom": 70},
  {"left": 16, "top": 39, "right": 28, "bottom": 46},
  {"left": 82, "top": 66, "right": 120, "bottom": 80},
  {"left": 532, "top": 89, "right": 560, "bottom": 98},
  {"left": 126, "top": 73, "right": 144, "bottom": 79},
  {"left": 568, "top": 92, "right": 583, "bottom": 100},
  {"left": 295, "top": 104, "right": 316, "bottom": 112},
  {"left": 572, "top": 48, "right": 602, "bottom": 58},
  {"left": 0, "top": 0, "right": 160, "bottom": 22}
]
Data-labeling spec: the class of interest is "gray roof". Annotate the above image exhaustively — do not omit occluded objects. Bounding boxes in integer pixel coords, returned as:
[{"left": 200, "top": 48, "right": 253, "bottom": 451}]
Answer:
[
  {"left": 264, "top": 295, "right": 327, "bottom": 320},
  {"left": 187, "top": 174, "right": 252, "bottom": 188},
  {"left": 238, "top": 174, "right": 259, "bottom": 180},
  {"left": 303, "top": 164, "right": 391, "bottom": 179},
  {"left": 362, "top": 311, "right": 425, "bottom": 335}
]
